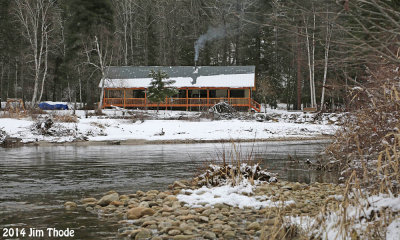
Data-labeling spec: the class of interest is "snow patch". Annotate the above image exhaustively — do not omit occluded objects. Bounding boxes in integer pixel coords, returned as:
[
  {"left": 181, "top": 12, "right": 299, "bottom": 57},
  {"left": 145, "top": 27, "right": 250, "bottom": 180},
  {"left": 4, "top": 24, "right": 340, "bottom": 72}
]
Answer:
[{"left": 177, "top": 179, "right": 295, "bottom": 209}]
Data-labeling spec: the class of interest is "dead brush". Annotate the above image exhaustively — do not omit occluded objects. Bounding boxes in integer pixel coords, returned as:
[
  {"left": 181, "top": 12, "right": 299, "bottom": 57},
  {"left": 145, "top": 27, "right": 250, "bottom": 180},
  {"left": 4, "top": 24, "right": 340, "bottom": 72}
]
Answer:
[
  {"left": 325, "top": 64, "right": 400, "bottom": 190},
  {"left": 192, "top": 142, "right": 277, "bottom": 187}
]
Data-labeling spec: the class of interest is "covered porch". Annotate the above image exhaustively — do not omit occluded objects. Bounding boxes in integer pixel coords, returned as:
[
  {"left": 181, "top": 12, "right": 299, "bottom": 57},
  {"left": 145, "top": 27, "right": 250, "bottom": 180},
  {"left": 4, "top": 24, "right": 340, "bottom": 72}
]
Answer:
[{"left": 103, "top": 87, "right": 261, "bottom": 112}]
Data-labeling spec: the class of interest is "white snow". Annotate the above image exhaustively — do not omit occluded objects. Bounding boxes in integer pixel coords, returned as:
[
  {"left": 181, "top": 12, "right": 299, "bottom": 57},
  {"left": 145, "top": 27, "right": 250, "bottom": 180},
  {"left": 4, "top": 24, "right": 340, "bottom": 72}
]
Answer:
[
  {"left": 177, "top": 180, "right": 295, "bottom": 209},
  {"left": 0, "top": 109, "right": 337, "bottom": 143},
  {"left": 307, "top": 194, "right": 400, "bottom": 240},
  {"left": 286, "top": 216, "right": 316, "bottom": 232},
  {"left": 100, "top": 73, "right": 255, "bottom": 88},
  {"left": 386, "top": 218, "right": 400, "bottom": 240}
]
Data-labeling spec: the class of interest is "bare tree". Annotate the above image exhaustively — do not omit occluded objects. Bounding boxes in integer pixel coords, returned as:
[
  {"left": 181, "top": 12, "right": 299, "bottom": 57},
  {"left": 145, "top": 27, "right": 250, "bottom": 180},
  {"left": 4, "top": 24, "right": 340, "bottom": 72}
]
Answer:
[
  {"left": 303, "top": 8, "right": 317, "bottom": 108},
  {"left": 83, "top": 36, "right": 113, "bottom": 112},
  {"left": 14, "top": 0, "right": 54, "bottom": 107},
  {"left": 320, "top": 9, "right": 333, "bottom": 110}
]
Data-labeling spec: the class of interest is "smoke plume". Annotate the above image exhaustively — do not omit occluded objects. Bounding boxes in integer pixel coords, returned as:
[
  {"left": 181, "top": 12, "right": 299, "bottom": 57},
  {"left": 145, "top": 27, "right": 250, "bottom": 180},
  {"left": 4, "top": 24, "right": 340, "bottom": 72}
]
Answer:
[{"left": 194, "top": 25, "right": 227, "bottom": 63}]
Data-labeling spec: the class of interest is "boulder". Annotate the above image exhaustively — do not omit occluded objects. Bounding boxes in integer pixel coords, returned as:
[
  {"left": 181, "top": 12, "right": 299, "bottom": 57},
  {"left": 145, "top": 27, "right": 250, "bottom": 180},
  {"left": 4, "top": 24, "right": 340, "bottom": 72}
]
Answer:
[
  {"left": 135, "top": 229, "right": 152, "bottom": 240},
  {"left": 97, "top": 193, "right": 119, "bottom": 206},
  {"left": 247, "top": 222, "right": 261, "bottom": 231},
  {"left": 127, "top": 207, "right": 155, "bottom": 220},
  {"left": 64, "top": 201, "right": 77, "bottom": 210},
  {"left": 81, "top": 198, "right": 97, "bottom": 204}
]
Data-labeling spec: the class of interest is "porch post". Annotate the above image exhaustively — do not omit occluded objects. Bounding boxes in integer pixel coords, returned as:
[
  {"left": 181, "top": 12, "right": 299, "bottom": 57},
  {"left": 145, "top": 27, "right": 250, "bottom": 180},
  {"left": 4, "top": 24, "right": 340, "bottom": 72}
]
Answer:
[
  {"left": 145, "top": 89, "right": 147, "bottom": 110},
  {"left": 228, "top": 88, "right": 230, "bottom": 104},
  {"left": 165, "top": 97, "right": 168, "bottom": 110},
  {"left": 207, "top": 89, "right": 209, "bottom": 106},
  {"left": 103, "top": 89, "right": 106, "bottom": 108},
  {"left": 248, "top": 88, "right": 251, "bottom": 110},
  {"left": 186, "top": 88, "right": 188, "bottom": 111},
  {"left": 123, "top": 89, "right": 126, "bottom": 108}
]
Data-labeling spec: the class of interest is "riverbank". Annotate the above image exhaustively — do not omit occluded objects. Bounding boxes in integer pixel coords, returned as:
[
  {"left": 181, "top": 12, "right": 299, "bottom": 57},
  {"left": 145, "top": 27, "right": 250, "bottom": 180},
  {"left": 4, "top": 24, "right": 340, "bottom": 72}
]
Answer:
[
  {"left": 70, "top": 176, "right": 400, "bottom": 240},
  {"left": 24, "top": 135, "right": 332, "bottom": 147},
  {"left": 0, "top": 109, "right": 339, "bottom": 147},
  {"left": 70, "top": 179, "right": 344, "bottom": 239}
]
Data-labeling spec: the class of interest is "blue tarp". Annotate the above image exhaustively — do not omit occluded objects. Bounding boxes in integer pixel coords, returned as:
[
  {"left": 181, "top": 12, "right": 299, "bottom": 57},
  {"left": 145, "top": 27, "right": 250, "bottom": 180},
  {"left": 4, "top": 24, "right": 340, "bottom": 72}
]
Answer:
[{"left": 38, "top": 103, "right": 68, "bottom": 110}]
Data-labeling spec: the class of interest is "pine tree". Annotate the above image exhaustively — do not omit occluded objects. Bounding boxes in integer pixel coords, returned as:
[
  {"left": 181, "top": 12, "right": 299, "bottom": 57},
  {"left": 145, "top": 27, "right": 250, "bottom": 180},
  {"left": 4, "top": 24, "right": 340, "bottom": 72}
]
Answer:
[{"left": 147, "top": 70, "right": 178, "bottom": 112}]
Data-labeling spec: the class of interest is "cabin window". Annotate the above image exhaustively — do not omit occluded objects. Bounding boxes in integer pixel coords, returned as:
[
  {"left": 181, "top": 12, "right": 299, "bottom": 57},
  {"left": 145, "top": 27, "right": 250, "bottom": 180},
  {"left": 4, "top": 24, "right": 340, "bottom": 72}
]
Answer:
[
  {"left": 191, "top": 90, "right": 207, "bottom": 98},
  {"left": 133, "top": 90, "right": 145, "bottom": 98},
  {"left": 230, "top": 89, "right": 245, "bottom": 98},
  {"left": 177, "top": 90, "right": 186, "bottom": 98},
  {"left": 209, "top": 90, "right": 216, "bottom": 98},
  {"left": 108, "top": 90, "right": 123, "bottom": 98}
]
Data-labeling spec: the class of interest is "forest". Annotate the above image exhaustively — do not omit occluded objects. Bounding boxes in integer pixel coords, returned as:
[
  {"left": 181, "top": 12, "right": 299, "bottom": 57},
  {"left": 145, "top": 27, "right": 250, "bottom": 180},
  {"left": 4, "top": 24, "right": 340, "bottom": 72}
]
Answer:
[{"left": 0, "top": 0, "right": 399, "bottom": 110}]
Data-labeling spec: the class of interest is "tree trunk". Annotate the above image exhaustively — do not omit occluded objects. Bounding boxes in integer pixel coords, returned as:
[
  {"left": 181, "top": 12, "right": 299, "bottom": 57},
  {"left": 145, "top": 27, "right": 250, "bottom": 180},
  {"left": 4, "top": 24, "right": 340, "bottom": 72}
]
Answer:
[
  {"left": 0, "top": 62, "right": 3, "bottom": 108},
  {"left": 296, "top": 27, "right": 302, "bottom": 110},
  {"left": 321, "top": 14, "right": 332, "bottom": 111}
]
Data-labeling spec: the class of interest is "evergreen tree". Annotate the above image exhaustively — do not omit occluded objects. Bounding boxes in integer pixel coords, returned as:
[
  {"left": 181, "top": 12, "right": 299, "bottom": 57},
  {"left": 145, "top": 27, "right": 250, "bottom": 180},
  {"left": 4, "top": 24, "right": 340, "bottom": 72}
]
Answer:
[
  {"left": 147, "top": 70, "right": 178, "bottom": 112},
  {"left": 64, "top": 0, "right": 114, "bottom": 107}
]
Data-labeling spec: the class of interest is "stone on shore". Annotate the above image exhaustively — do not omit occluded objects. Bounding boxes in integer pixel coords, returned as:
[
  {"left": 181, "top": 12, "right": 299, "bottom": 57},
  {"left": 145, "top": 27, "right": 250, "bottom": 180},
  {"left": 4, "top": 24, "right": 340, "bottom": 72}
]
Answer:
[
  {"left": 97, "top": 192, "right": 119, "bottom": 206},
  {"left": 247, "top": 222, "right": 261, "bottom": 231},
  {"left": 135, "top": 228, "right": 152, "bottom": 240},
  {"left": 64, "top": 201, "right": 77, "bottom": 210},
  {"left": 127, "top": 207, "right": 155, "bottom": 219}
]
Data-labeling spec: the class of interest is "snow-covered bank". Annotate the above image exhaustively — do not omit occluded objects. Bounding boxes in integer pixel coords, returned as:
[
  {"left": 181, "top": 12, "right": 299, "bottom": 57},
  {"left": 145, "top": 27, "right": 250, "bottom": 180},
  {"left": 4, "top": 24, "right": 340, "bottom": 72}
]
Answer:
[{"left": 0, "top": 109, "right": 338, "bottom": 145}]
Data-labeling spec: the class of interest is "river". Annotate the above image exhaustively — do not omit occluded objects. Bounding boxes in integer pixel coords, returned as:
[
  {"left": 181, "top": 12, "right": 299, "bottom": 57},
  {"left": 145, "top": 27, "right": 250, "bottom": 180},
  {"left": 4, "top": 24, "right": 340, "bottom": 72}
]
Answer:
[{"left": 0, "top": 140, "right": 336, "bottom": 239}]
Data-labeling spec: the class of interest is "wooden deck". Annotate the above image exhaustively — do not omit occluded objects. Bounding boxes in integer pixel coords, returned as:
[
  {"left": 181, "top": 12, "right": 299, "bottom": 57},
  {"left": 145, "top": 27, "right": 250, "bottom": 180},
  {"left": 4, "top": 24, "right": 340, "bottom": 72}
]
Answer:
[{"left": 103, "top": 97, "right": 261, "bottom": 112}]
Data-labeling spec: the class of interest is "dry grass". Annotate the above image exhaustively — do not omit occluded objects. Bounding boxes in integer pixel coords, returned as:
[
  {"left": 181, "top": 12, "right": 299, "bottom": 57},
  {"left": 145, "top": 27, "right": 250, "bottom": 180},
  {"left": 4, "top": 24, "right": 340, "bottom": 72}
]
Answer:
[
  {"left": 51, "top": 114, "right": 78, "bottom": 123},
  {"left": 312, "top": 64, "right": 400, "bottom": 239},
  {"left": 325, "top": 64, "right": 400, "bottom": 193}
]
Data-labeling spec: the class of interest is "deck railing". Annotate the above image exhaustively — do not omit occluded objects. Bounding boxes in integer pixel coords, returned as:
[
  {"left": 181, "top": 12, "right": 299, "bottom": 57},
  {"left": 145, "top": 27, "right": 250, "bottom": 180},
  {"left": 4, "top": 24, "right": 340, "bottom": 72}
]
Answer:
[{"left": 103, "top": 97, "right": 260, "bottom": 112}]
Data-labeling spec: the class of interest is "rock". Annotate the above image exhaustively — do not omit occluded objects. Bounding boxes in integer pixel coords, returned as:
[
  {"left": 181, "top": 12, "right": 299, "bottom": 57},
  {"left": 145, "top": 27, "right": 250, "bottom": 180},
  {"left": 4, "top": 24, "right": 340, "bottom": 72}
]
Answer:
[
  {"left": 165, "top": 195, "right": 178, "bottom": 202},
  {"left": 158, "top": 221, "right": 172, "bottom": 230},
  {"left": 127, "top": 207, "right": 156, "bottom": 220},
  {"left": 178, "top": 214, "right": 197, "bottom": 221},
  {"left": 202, "top": 209, "right": 212, "bottom": 216},
  {"left": 136, "top": 190, "right": 145, "bottom": 197},
  {"left": 64, "top": 201, "right": 77, "bottom": 210},
  {"left": 135, "top": 229, "right": 152, "bottom": 240},
  {"left": 142, "top": 220, "right": 157, "bottom": 227},
  {"left": 247, "top": 222, "right": 261, "bottom": 231},
  {"left": 172, "top": 201, "right": 181, "bottom": 209},
  {"left": 173, "top": 181, "right": 187, "bottom": 189},
  {"left": 110, "top": 201, "right": 124, "bottom": 206},
  {"left": 81, "top": 198, "right": 97, "bottom": 203},
  {"left": 138, "top": 201, "right": 149, "bottom": 208},
  {"left": 223, "top": 231, "right": 236, "bottom": 239},
  {"left": 162, "top": 206, "right": 174, "bottom": 212},
  {"left": 120, "top": 195, "right": 130, "bottom": 201},
  {"left": 147, "top": 190, "right": 159, "bottom": 195},
  {"left": 203, "top": 231, "right": 217, "bottom": 239},
  {"left": 168, "top": 229, "right": 181, "bottom": 236},
  {"left": 198, "top": 216, "right": 209, "bottom": 223},
  {"left": 292, "top": 182, "right": 302, "bottom": 191},
  {"left": 158, "top": 192, "right": 168, "bottom": 199},
  {"left": 173, "top": 235, "right": 195, "bottom": 240},
  {"left": 97, "top": 193, "right": 119, "bottom": 207}
]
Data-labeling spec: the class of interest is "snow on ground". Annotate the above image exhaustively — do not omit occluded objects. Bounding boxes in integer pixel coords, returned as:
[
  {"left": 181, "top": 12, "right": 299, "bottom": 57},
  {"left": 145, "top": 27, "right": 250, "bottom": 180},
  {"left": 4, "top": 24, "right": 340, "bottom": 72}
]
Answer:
[
  {"left": 290, "top": 194, "right": 400, "bottom": 240},
  {"left": 177, "top": 180, "right": 295, "bottom": 209},
  {"left": 387, "top": 218, "right": 400, "bottom": 240},
  {"left": 0, "top": 109, "right": 338, "bottom": 144}
]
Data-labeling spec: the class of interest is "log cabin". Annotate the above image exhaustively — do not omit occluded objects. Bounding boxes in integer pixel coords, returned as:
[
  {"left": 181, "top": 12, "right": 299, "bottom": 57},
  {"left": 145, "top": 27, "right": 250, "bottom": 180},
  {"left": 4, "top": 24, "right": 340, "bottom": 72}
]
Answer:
[{"left": 99, "top": 66, "right": 261, "bottom": 112}]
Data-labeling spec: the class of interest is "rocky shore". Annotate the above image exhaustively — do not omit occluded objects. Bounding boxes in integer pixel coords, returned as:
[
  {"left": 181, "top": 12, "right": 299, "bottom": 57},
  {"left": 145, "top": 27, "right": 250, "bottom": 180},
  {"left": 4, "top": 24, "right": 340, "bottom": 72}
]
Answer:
[{"left": 66, "top": 180, "right": 344, "bottom": 239}]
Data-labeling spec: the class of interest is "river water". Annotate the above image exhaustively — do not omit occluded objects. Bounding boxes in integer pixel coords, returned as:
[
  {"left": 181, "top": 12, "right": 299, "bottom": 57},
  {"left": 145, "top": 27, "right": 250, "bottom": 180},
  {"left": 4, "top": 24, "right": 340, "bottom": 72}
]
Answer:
[{"left": 0, "top": 140, "right": 336, "bottom": 239}]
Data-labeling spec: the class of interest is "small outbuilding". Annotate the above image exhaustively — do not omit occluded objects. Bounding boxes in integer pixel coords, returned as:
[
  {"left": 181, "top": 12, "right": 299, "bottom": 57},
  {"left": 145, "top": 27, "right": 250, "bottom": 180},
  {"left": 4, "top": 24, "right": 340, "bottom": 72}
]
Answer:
[{"left": 99, "top": 66, "right": 260, "bottom": 112}]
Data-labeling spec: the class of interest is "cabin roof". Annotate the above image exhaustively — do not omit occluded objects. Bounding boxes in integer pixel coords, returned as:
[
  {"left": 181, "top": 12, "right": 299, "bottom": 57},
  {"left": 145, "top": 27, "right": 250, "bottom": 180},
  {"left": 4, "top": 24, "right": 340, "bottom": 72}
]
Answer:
[{"left": 99, "top": 66, "right": 255, "bottom": 89}]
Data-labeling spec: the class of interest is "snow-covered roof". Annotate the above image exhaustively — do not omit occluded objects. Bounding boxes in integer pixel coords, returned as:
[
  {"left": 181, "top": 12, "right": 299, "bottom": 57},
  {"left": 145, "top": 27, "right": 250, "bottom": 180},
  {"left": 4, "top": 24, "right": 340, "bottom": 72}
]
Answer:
[{"left": 99, "top": 66, "right": 255, "bottom": 89}]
